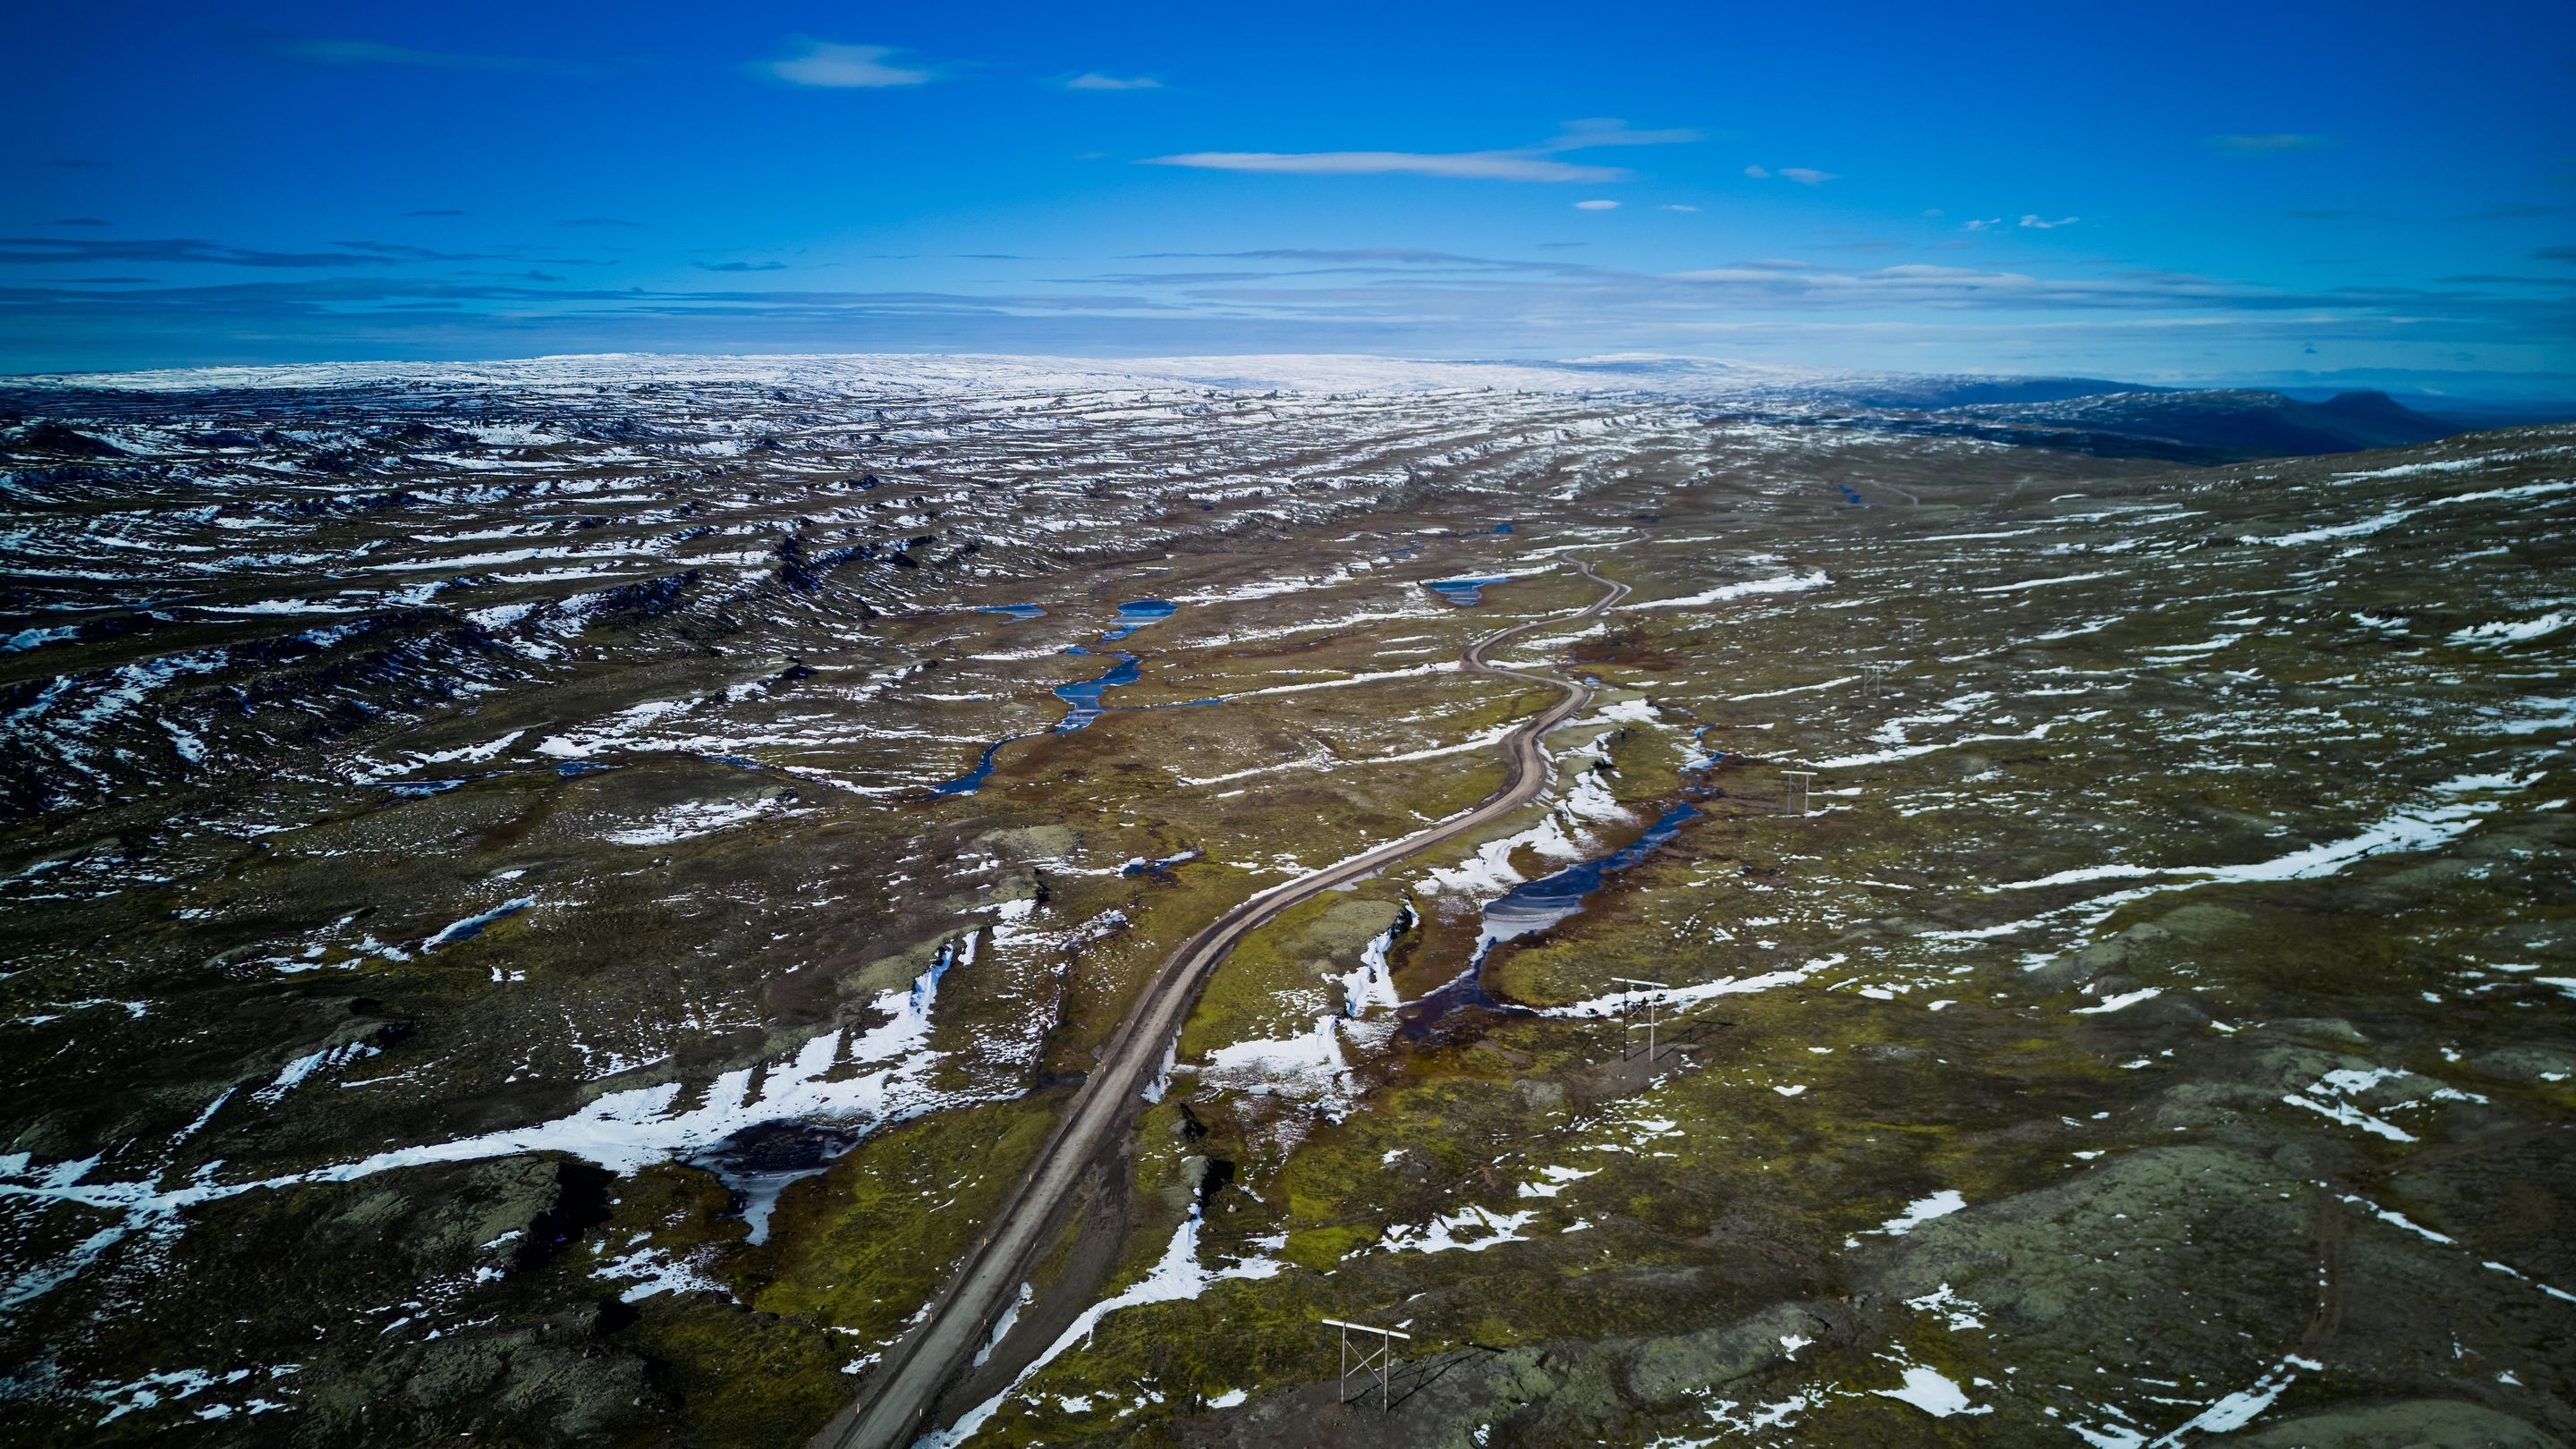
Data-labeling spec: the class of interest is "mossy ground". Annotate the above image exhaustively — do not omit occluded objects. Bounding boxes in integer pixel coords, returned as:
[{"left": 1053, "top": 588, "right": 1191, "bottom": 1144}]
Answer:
[{"left": 5, "top": 411, "right": 2570, "bottom": 1446}]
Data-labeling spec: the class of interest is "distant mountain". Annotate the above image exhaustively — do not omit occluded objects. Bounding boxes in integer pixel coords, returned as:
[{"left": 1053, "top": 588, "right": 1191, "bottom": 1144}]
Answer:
[
  {"left": 1552, "top": 356, "right": 2157, "bottom": 411},
  {"left": 1767, "top": 387, "right": 2468, "bottom": 463},
  {"left": 1511, "top": 360, "right": 2504, "bottom": 462},
  {"left": 1800, "top": 376, "right": 2158, "bottom": 410},
  {"left": 1536, "top": 360, "right": 2475, "bottom": 459},
  {"left": 1932, "top": 388, "right": 2466, "bottom": 462},
  {"left": 2273, "top": 389, "right": 2576, "bottom": 430}
]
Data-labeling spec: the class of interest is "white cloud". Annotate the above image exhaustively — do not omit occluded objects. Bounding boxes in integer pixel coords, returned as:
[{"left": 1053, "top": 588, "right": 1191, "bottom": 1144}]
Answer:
[
  {"left": 763, "top": 40, "right": 933, "bottom": 88},
  {"left": 1575, "top": 199, "right": 1620, "bottom": 210},
  {"left": 1065, "top": 72, "right": 1162, "bottom": 91},
  {"left": 1141, "top": 120, "right": 1693, "bottom": 185},
  {"left": 1780, "top": 167, "right": 1838, "bottom": 185},
  {"left": 1962, "top": 217, "right": 2004, "bottom": 231},
  {"left": 1145, "top": 150, "right": 1623, "bottom": 182},
  {"left": 1743, "top": 165, "right": 1771, "bottom": 179},
  {"left": 1539, "top": 119, "right": 1701, "bottom": 152},
  {"left": 2020, "top": 215, "right": 2079, "bottom": 229},
  {"left": 1648, "top": 259, "right": 2297, "bottom": 313},
  {"left": 1665, "top": 203, "right": 1700, "bottom": 212}
]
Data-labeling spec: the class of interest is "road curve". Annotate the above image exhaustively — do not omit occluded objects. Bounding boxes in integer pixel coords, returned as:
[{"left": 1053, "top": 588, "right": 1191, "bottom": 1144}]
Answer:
[{"left": 818, "top": 559, "right": 1630, "bottom": 1449}]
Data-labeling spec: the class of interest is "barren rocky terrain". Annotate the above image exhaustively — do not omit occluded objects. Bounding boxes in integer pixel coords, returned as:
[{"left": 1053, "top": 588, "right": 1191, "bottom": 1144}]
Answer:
[{"left": 1, "top": 355, "right": 2569, "bottom": 1448}]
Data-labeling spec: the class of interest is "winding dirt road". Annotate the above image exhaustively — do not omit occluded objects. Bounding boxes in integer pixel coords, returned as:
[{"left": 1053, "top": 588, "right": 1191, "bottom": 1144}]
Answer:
[{"left": 818, "top": 559, "right": 1629, "bottom": 1449}]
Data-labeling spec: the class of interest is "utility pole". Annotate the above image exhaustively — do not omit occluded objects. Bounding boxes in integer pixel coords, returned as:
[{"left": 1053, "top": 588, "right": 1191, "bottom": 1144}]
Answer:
[
  {"left": 1320, "top": 1318, "right": 1411, "bottom": 1411},
  {"left": 1781, "top": 769, "right": 1817, "bottom": 818},
  {"left": 1613, "top": 976, "right": 1687, "bottom": 1062}
]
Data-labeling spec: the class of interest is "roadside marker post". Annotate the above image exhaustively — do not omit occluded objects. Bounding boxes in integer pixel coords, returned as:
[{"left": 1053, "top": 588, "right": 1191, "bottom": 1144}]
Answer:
[{"left": 1321, "top": 1318, "right": 1411, "bottom": 1411}]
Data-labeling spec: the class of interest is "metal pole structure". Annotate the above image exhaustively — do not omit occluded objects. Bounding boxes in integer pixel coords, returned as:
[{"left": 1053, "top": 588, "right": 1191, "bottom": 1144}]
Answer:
[
  {"left": 1781, "top": 770, "right": 1817, "bottom": 818},
  {"left": 1320, "top": 1318, "right": 1411, "bottom": 1410},
  {"left": 1611, "top": 977, "right": 1668, "bottom": 1061}
]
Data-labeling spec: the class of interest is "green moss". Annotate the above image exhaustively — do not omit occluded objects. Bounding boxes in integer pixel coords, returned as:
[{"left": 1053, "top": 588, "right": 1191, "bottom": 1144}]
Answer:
[
  {"left": 1179, "top": 893, "right": 1403, "bottom": 1058},
  {"left": 1281, "top": 1224, "right": 1374, "bottom": 1270},
  {"left": 613, "top": 1296, "right": 844, "bottom": 1449},
  {"left": 741, "top": 1096, "right": 1058, "bottom": 1344}
]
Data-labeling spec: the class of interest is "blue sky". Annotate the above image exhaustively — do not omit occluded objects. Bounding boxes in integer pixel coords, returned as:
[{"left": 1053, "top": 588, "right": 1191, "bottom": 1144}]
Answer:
[{"left": 4, "top": 1, "right": 2570, "bottom": 391}]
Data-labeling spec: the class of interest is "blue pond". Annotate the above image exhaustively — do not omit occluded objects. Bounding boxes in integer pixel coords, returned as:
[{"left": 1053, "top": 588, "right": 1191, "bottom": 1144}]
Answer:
[
  {"left": 422, "top": 896, "right": 536, "bottom": 952},
  {"left": 1424, "top": 577, "right": 1511, "bottom": 607},
  {"left": 375, "top": 775, "right": 471, "bottom": 799},
  {"left": 933, "top": 736, "right": 1018, "bottom": 796},
  {"left": 1684, "top": 724, "right": 1730, "bottom": 772},
  {"left": 1053, "top": 648, "right": 1143, "bottom": 730},
  {"left": 372, "top": 758, "right": 620, "bottom": 798},
  {"left": 1406, "top": 801, "right": 1704, "bottom": 1035},
  {"left": 1098, "top": 598, "right": 1177, "bottom": 642},
  {"left": 1121, "top": 848, "right": 1201, "bottom": 877},
  {"left": 1476, "top": 803, "right": 1702, "bottom": 959},
  {"left": 979, "top": 604, "right": 1048, "bottom": 622},
  {"left": 934, "top": 600, "right": 1182, "bottom": 794}
]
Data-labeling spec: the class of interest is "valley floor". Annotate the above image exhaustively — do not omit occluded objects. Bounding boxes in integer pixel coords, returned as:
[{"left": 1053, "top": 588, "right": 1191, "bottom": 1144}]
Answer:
[{"left": 0, "top": 359, "right": 2569, "bottom": 1448}]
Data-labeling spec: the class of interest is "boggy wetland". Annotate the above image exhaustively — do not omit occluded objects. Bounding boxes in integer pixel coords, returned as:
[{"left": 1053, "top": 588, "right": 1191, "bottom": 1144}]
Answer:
[{"left": 1, "top": 354, "right": 2571, "bottom": 1448}]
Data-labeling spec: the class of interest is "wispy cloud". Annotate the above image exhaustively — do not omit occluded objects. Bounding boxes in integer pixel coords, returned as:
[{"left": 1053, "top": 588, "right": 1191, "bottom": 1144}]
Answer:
[
  {"left": 1142, "top": 119, "right": 1692, "bottom": 184},
  {"left": 1147, "top": 149, "right": 1623, "bottom": 182},
  {"left": 0, "top": 237, "right": 396, "bottom": 269},
  {"left": 1537, "top": 119, "right": 1700, "bottom": 151},
  {"left": 1655, "top": 258, "right": 2323, "bottom": 309},
  {"left": 332, "top": 240, "right": 505, "bottom": 261},
  {"left": 2020, "top": 215, "right": 2079, "bottom": 229},
  {"left": 49, "top": 217, "right": 109, "bottom": 228},
  {"left": 2436, "top": 272, "right": 2576, "bottom": 287},
  {"left": 1744, "top": 165, "right": 1836, "bottom": 184},
  {"left": 1665, "top": 204, "right": 1699, "bottom": 213},
  {"left": 277, "top": 38, "right": 589, "bottom": 76},
  {"left": 1117, "top": 246, "right": 2408, "bottom": 318},
  {"left": 1575, "top": 199, "right": 1620, "bottom": 210},
  {"left": 4, "top": 244, "right": 2551, "bottom": 377},
  {"left": 761, "top": 40, "right": 936, "bottom": 89},
  {"left": 2539, "top": 245, "right": 2576, "bottom": 263},
  {"left": 695, "top": 260, "right": 789, "bottom": 272},
  {"left": 1064, "top": 72, "right": 1161, "bottom": 91},
  {"left": 1117, "top": 248, "right": 1592, "bottom": 278},
  {"left": 1129, "top": 248, "right": 1538, "bottom": 265},
  {"left": 2208, "top": 133, "right": 2335, "bottom": 153},
  {"left": 561, "top": 216, "right": 641, "bottom": 229}
]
